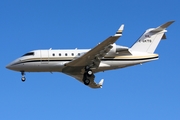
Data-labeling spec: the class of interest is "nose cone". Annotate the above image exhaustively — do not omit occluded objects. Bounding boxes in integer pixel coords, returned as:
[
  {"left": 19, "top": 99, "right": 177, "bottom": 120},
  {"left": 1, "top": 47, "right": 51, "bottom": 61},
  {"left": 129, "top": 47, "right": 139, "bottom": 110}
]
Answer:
[
  {"left": 6, "top": 63, "right": 13, "bottom": 70},
  {"left": 6, "top": 59, "right": 20, "bottom": 71}
]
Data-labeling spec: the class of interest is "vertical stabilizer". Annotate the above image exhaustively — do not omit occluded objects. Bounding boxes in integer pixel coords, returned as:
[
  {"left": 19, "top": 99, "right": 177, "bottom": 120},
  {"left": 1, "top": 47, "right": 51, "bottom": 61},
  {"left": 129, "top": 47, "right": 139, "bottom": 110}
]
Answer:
[{"left": 131, "top": 21, "right": 174, "bottom": 53}]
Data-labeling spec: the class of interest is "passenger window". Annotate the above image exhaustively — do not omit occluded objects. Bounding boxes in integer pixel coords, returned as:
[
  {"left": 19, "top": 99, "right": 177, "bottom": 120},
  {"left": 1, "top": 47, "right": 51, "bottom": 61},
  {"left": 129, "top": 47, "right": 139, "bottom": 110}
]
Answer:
[
  {"left": 65, "top": 53, "right": 67, "bottom": 56},
  {"left": 59, "top": 53, "right": 61, "bottom": 56},
  {"left": 52, "top": 53, "right": 55, "bottom": 56},
  {"left": 72, "top": 53, "right": 74, "bottom": 56},
  {"left": 78, "top": 53, "right": 80, "bottom": 56}
]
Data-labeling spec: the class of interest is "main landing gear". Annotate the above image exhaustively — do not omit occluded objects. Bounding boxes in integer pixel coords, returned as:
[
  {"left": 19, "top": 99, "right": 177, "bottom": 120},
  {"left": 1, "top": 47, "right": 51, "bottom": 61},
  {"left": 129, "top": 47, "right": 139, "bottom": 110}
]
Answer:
[
  {"left": 83, "top": 66, "right": 93, "bottom": 85},
  {"left": 21, "top": 71, "right": 26, "bottom": 82}
]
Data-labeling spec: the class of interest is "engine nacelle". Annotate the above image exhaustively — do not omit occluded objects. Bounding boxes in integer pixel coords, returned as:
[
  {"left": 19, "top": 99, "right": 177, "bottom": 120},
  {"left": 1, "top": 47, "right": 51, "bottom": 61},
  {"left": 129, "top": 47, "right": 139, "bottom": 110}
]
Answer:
[
  {"left": 105, "top": 43, "right": 116, "bottom": 57},
  {"left": 105, "top": 43, "right": 129, "bottom": 57}
]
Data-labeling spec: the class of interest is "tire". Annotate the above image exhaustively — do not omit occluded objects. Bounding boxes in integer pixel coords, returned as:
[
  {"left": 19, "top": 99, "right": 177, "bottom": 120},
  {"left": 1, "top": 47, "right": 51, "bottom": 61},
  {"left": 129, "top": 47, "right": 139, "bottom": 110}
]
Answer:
[
  {"left": 21, "top": 77, "right": 26, "bottom": 82},
  {"left": 83, "top": 78, "right": 90, "bottom": 85},
  {"left": 85, "top": 66, "right": 90, "bottom": 71}
]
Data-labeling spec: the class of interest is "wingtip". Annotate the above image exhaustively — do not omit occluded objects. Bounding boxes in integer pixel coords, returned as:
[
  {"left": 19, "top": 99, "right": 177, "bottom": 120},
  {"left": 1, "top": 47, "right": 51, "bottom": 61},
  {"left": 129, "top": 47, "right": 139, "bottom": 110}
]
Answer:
[
  {"left": 114, "top": 24, "right": 124, "bottom": 36},
  {"left": 119, "top": 24, "right": 124, "bottom": 30}
]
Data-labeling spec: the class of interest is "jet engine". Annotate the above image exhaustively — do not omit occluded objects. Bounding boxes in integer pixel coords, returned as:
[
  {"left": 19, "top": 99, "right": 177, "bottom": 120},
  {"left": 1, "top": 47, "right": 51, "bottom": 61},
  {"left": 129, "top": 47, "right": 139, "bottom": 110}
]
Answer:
[{"left": 105, "top": 43, "right": 129, "bottom": 57}]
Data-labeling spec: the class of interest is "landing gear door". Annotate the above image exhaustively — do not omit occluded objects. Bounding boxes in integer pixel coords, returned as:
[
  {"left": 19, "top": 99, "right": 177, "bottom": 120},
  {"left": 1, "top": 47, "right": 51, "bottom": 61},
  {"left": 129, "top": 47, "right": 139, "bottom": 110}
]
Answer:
[{"left": 40, "top": 50, "right": 49, "bottom": 64}]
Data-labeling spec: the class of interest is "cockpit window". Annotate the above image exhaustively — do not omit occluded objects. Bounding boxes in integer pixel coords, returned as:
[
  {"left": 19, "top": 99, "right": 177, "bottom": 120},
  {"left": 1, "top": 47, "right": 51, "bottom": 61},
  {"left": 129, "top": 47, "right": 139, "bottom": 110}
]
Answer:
[{"left": 22, "top": 52, "right": 34, "bottom": 56}]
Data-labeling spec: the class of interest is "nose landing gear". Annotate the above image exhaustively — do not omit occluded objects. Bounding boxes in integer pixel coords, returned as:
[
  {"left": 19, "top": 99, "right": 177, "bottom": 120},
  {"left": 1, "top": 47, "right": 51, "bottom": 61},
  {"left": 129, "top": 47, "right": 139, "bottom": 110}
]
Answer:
[{"left": 21, "top": 71, "right": 26, "bottom": 82}]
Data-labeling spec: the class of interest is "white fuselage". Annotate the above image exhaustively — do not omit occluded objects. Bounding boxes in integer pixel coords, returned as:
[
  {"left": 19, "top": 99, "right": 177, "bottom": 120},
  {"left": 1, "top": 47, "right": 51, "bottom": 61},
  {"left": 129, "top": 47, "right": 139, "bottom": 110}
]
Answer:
[
  {"left": 5, "top": 21, "right": 174, "bottom": 88},
  {"left": 6, "top": 49, "right": 159, "bottom": 73}
]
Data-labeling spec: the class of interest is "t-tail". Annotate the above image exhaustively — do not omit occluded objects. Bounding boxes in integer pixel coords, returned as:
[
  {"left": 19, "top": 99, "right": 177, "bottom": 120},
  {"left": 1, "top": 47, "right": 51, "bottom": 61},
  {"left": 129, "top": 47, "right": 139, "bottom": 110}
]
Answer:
[{"left": 131, "top": 21, "right": 174, "bottom": 53}]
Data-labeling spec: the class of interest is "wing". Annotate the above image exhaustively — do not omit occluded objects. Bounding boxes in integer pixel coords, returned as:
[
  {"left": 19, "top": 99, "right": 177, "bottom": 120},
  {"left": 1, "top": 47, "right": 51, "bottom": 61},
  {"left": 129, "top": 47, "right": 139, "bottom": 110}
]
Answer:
[
  {"left": 65, "top": 24, "right": 124, "bottom": 68},
  {"left": 62, "top": 24, "right": 124, "bottom": 88}
]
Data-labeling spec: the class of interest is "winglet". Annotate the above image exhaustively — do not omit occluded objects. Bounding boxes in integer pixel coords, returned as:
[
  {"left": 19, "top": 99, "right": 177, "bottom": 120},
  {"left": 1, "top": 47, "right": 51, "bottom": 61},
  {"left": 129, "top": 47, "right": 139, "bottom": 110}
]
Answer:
[
  {"left": 98, "top": 79, "right": 104, "bottom": 88},
  {"left": 150, "top": 20, "right": 175, "bottom": 32},
  {"left": 114, "top": 24, "right": 124, "bottom": 36}
]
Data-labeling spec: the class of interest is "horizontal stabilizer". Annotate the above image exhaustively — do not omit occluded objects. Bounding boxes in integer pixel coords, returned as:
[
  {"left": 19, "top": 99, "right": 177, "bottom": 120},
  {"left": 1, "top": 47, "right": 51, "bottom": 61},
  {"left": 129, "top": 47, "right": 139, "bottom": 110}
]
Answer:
[{"left": 150, "top": 21, "right": 175, "bottom": 32}]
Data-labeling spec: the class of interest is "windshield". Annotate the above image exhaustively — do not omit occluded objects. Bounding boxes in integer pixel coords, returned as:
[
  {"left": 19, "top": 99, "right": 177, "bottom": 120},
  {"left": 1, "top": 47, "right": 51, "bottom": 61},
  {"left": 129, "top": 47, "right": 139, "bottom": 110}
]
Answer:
[{"left": 22, "top": 52, "right": 34, "bottom": 57}]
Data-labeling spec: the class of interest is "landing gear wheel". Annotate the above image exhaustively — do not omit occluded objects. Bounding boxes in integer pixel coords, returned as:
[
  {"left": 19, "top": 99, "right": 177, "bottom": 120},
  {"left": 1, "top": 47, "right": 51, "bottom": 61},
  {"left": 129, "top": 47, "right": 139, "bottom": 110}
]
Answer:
[
  {"left": 85, "top": 66, "right": 90, "bottom": 71},
  {"left": 83, "top": 66, "right": 93, "bottom": 85},
  {"left": 21, "top": 77, "right": 26, "bottom": 82},
  {"left": 85, "top": 66, "right": 93, "bottom": 76},
  {"left": 21, "top": 71, "right": 26, "bottom": 82},
  {"left": 83, "top": 78, "right": 90, "bottom": 85},
  {"left": 87, "top": 70, "right": 93, "bottom": 76}
]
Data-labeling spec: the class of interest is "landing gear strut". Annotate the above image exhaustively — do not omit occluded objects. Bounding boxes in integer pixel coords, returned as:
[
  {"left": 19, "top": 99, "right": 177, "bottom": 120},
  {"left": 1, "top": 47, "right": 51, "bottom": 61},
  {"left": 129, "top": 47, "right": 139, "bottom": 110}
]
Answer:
[
  {"left": 83, "top": 66, "right": 93, "bottom": 85},
  {"left": 21, "top": 71, "right": 26, "bottom": 82}
]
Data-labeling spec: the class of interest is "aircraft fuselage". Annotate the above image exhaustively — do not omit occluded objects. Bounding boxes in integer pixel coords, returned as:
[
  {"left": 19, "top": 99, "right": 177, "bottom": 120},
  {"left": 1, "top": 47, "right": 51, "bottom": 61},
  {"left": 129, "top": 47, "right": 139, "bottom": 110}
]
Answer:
[{"left": 7, "top": 49, "right": 158, "bottom": 73}]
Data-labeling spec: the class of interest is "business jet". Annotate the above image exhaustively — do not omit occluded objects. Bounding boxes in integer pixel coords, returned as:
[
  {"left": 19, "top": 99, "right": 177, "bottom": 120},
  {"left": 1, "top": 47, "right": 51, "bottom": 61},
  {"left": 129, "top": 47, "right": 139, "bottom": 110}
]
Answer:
[{"left": 6, "top": 21, "right": 174, "bottom": 88}]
